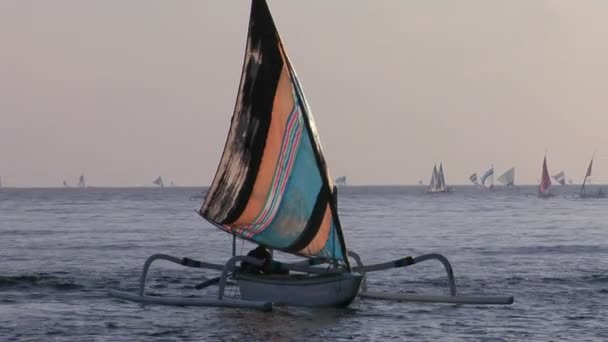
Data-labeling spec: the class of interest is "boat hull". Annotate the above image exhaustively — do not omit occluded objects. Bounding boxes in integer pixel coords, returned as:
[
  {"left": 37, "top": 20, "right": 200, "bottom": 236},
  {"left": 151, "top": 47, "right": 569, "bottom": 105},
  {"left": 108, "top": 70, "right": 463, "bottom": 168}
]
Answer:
[
  {"left": 427, "top": 189, "right": 453, "bottom": 194},
  {"left": 237, "top": 272, "right": 362, "bottom": 307}
]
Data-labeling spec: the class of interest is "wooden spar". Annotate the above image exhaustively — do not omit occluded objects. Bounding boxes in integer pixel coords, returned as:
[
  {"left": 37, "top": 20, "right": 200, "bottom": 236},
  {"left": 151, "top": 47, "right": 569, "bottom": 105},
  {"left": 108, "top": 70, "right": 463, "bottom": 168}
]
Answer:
[
  {"left": 109, "top": 290, "right": 272, "bottom": 311},
  {"left": 348, "top": 251, "right": 514, "bottom": 305},
  {"left": 359, "top": 292, "right": 514, "bottom": 305}
]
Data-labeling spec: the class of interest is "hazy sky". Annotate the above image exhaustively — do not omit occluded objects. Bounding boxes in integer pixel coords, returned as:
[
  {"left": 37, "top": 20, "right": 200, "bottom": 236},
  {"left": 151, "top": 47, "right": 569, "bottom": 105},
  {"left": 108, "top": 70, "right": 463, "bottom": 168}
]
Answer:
[{"left": 2, "top": 1, "right": 608, "bottom": 187}]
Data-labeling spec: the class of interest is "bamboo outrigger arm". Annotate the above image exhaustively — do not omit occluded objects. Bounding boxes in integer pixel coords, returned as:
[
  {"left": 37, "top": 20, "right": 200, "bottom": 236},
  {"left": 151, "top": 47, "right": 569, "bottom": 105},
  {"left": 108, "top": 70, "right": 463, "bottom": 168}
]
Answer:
[
  {"left": 108, "top": 253, "right": 273, "bottom": 311},
  {"left": 138, "top": 254, "right": 224, "bottom": 296},
  {"left": 348, "top": 250, "right": 514, "bottom": 305}
]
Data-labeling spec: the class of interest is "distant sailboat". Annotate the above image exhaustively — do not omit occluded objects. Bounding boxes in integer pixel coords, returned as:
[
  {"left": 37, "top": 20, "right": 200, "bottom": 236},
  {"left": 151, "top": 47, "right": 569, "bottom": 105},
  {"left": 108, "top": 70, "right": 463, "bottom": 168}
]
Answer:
[
  {"left": 63, "top": 180, "right": 69, "bottom": 187},
  {"left": 579, "top": 154, "right": 605, "bottom": 198},
  {"left": 480, "top": 165, "right": 494, "bottom": 189},
  {"left": 77, "top": 173, "right": 86, "bottom": 188},
  {"left": 469, "top": 173, "right": 478, "bottom": 185},
  {"left": 0, "top": 176, "right": 2, "bottom": 189},
  {"left": 552, "top": 171, "right": 566, "bottom": 186},
  {"left": 417, "top": 180, "right": 424, "bottom": 185},
  {"left": 538, "top": 156, "right": 554, "bottom": 198},
  {"left": 497, "top": 167, "right": 515, "bottom": 187},
  {"left": 335, "top": 176, "right": 347, "bottom": 186},
  {"left": 428, "top": 163, "right": 450, "bottom": 193},
  {"left": 153, "top": 176, "right": 165, "bottom": 188},
  {"left": 170, "top": 181, "right": 175, "bottom": 187}
]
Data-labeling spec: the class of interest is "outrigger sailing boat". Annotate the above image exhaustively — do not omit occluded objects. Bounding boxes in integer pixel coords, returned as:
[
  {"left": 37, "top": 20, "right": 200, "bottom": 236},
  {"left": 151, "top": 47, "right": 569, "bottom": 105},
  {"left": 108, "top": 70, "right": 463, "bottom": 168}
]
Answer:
[
  {"left": 428, "top": 163, "right": 451, "bottom": 193},
  {"left": 579, "top": 154, "right": 605, "bottom": 198},
  {"left": 335, "top": 176, "right": 347, "bottom": 186},
  {"left": 552, "top": 171, "right": 566, "bottom": 186},
  {"left": 538, "top": 156, "right": 554, "bottom": 198},
  {"left": 153, "top": 176, "right": 165, "bottom": 188},
  {"left": 77, "top": 173, "right": 86, "bottom": 188},
  {"left": 109, "top": 0, "right": 512, "bottom": 311},
  {"left": 497, "top": 167, "right": 515, "bottom": 187},
  {"left": 480, "top": 165, "right": 494, "bottom": 190}
]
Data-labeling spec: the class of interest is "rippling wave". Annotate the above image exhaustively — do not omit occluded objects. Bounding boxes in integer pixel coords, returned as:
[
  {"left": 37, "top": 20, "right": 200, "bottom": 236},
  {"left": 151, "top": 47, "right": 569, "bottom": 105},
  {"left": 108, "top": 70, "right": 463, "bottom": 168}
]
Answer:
[{"left": 1, "top": 186, "right": 608, "bottom": 341}]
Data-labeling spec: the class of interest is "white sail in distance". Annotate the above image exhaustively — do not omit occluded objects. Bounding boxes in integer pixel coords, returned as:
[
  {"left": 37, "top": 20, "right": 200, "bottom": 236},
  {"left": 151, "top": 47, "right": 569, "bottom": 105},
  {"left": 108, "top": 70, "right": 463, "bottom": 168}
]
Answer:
[
  {"left": 552, "top": 171, "right": 566, "bottom": 185},
  {"left": 77, "top": 174, "right": 85, "bottom": 188},
  {"left": 429, "top": 165, "right": 438, "bottom": 191},
  {"left": 153, "top": 176, "right": 165, "bottom": 188},
  {"left": 480, "top": 166, "right": 494, "bottom": 187},
  {"left": 437, "top": 163, "right": 447, "bottom": 192},
  {"left": 497, "top": 168, "right": 515, "bottom": 186}
]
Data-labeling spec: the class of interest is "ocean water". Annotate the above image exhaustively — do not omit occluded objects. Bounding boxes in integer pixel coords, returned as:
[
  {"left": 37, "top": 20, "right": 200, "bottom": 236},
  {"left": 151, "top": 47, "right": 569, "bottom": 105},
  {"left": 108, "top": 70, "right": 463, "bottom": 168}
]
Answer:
[{"left": 1, "top": 185, "right": 607, "bottom": 341}]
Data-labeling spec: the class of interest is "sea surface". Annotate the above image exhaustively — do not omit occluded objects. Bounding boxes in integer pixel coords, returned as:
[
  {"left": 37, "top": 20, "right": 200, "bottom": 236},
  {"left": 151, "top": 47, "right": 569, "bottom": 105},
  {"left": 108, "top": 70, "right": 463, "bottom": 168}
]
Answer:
[{"left": 1, "top": 185, "right": 607, "bottom": 341}]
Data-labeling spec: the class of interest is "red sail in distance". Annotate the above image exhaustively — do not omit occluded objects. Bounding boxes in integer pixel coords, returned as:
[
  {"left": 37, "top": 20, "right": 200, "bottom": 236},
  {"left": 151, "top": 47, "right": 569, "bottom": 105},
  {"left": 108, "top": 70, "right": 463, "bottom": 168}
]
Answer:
[{"left": 540, "top": 156, "right": 552, "bottom": 193}]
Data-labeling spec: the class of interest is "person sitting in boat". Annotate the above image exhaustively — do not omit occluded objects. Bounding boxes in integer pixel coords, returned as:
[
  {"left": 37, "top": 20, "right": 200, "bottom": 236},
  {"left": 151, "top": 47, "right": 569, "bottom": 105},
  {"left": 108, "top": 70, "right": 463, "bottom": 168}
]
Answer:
[
  {"left": 240, "top": 245, "right": 272, "bottom": 274},
  {"left": 240, "top": 245, "right": 288, "bottom": 275}
]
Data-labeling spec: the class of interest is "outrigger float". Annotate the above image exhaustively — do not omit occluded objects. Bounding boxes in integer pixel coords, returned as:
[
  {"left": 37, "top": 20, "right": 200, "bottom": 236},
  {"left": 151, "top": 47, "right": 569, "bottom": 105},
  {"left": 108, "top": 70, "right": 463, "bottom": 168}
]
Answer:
[{"left": 110, "top": 0, "right": 514, "bottom": 311}]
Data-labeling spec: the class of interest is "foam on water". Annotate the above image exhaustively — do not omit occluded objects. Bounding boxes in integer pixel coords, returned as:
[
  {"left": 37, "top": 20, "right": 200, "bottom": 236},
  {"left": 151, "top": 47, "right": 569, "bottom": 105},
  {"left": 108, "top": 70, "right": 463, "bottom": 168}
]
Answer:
[{"left": 1, "top": 186, "right": 607, "bottom": 341}]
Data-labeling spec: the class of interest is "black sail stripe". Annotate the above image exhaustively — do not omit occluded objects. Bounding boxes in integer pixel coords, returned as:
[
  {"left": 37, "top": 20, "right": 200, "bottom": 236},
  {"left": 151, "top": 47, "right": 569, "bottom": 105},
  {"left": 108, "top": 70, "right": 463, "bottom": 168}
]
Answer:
[
  {"left": 284, "top": 186, "right": 330, "bottom": 253},
  {"left": 203, "top": 0, "right": 283, "bottom": 224},
  {"left": 223, "top": 0, "right": 284, "bottom": 224},
  {"left": 282, "top": 55, "right": 351, "bottom": 269}
]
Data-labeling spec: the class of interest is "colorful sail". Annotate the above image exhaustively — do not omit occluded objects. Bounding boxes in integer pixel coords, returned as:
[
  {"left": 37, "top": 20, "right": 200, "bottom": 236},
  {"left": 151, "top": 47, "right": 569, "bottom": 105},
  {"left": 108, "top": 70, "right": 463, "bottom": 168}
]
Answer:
[
  {"left": 200, "top": 0, "right": 349, "bottom": 265},
  {"left": 497, "top": 168, "right": 515, "bottom": 186},
  {"left": 480, "top": 166, "right": 494, "bottom": 187},
  {"left": 540, "top": 156, "right": 552, "bottom": 193},
  {"left": 469, "top": 173, "right": 478, "bottom": 185}
]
